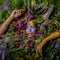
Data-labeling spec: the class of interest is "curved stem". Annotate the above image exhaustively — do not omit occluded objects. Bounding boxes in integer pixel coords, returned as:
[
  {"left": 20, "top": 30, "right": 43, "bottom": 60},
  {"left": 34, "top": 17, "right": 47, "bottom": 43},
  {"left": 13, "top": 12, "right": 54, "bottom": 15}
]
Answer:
[{"left": 37, "top": 30, "right": 60, "bottom": 54}]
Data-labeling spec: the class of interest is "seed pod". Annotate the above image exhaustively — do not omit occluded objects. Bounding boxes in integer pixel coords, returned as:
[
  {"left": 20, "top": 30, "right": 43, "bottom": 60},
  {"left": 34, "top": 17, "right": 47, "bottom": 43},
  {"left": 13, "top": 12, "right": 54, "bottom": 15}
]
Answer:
[{"left": 42, "top": 5, "right": 54, "bottom": 20}]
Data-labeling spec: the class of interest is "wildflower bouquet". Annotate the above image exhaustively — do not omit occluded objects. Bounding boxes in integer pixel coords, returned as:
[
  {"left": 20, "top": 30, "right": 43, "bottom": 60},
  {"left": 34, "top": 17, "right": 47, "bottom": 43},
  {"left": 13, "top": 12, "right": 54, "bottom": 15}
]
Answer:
[{"left": 0, "top": 0, "right": 60, "bottom": 60}]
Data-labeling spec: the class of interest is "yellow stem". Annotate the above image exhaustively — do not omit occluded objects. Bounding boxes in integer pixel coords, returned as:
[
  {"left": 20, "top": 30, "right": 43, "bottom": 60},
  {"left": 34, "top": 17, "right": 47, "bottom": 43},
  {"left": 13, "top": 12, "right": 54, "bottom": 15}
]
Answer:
[{"left": 37, "top": 30, "right": 60, "bottom": 54}]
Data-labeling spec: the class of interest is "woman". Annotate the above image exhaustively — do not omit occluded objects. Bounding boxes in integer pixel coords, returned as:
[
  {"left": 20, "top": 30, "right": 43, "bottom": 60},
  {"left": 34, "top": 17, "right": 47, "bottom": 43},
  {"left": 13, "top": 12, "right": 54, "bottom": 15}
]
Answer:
[
  {"left": 0, "top": 9, "right": 60, "bottom": 60},
  {"left": 0, "top": 9, "right": 24, "bottom": 60},
  {"left": 0, "top": 9, "right": 24, "bottom": 38}
]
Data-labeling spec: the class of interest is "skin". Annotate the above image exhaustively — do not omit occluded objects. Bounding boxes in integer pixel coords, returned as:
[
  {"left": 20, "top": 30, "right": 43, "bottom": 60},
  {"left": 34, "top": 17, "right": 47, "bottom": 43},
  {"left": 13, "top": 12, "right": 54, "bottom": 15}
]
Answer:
[
  {"left": 0, "top": 9, "right": 23, "bottom": 38},
  {"left": 0, "top": 9, "right": 24, "bottom": 60},
  {"left": 0, "top": 9, "right": 60, "bottom": 55}
]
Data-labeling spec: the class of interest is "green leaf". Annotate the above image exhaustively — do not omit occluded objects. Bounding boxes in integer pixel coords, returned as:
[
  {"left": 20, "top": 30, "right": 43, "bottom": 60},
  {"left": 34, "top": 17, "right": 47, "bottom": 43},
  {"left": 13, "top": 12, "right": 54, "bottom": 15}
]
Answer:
[
  {"left": 4, "top": 36, "right": 11, "bottom": 43},
  {"left": 0, "top": 10, "right": 2, "bottom": 21},
  {"left": 0, "top": 0, "right": 4, "bottom": 5},
  {"left": 11, "top": 0, "right": 24, "bottom": 9},
  {"left": 2, "top": 10, "right": 10, "bottom": 20}
]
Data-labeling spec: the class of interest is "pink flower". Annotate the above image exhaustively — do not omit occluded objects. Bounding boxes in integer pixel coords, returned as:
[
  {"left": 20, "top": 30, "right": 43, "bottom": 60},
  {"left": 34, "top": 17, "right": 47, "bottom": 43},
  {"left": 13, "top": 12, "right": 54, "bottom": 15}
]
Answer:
[{"left": 27, "top": 14, "right": 33, "bottom": 20}]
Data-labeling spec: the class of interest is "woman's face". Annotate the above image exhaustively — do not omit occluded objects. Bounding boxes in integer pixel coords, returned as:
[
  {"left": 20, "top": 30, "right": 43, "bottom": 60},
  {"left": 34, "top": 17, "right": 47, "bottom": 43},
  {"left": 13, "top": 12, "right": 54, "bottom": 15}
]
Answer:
[{"left": 26, "top": 22, "right": 36, "bottom": 37}]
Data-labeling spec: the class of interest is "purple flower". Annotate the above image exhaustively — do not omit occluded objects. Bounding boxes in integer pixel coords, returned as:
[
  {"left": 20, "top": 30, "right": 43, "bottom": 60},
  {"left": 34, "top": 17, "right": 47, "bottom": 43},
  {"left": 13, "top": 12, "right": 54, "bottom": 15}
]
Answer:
[
  {"left": 0, "top": 43, "right": 7, "bottom": 60},
  {"left": 0, "top": 50, "right": 2, "bottom": 55},
  {"left": 20, "top": 41, "right": 25, "bottom": 45},
  {"left": 27, "top": 14, "right": 33, "bottom": 20},
  {"left": 3, "top": 5, "right": 8, "bottom": 11},
  {"left": 55, "top": 41, "right": 60, "bottom": 49},
  {"left": 2, "top": 51, "right": 5, "bottom": 60}
]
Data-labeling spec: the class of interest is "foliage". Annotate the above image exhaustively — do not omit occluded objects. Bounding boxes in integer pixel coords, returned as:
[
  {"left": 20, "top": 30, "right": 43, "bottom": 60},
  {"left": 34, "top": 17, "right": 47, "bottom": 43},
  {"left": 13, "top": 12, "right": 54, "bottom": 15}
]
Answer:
[
  {"left": 0, "top": 0, "right": 60, "bottom": 60},
  {"left": 0, "top": 10, "right": 2, "bottom": 19},
  {"left": 10, "top": 0, "right": 24, "bottom": 9},
  {"left": 0, "top": 0, "right": 4, "bottom": 5},
  {"left": 2, "top": 10, "right": 10, "bottom": 20}
]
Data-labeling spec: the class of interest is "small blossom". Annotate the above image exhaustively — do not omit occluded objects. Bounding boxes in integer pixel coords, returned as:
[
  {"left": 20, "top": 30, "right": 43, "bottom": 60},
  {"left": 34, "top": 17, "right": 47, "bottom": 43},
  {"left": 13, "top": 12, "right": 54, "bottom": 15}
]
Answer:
[{"left": 27, "top": 14, "right": 33, "bottom": 20}]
